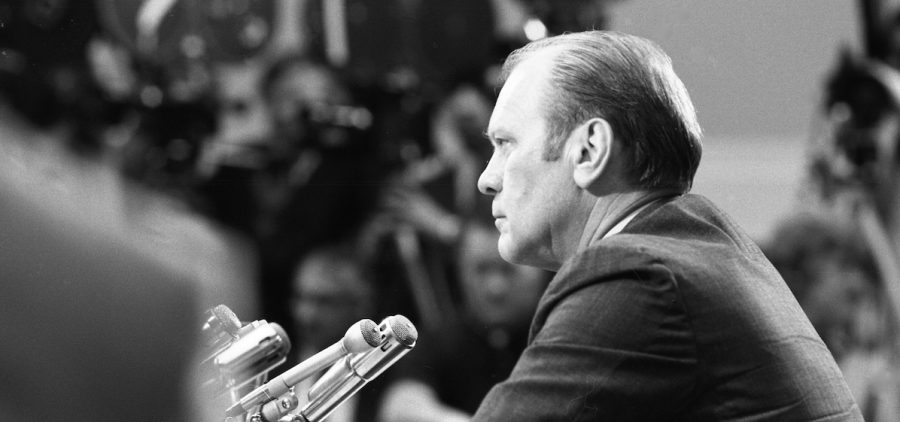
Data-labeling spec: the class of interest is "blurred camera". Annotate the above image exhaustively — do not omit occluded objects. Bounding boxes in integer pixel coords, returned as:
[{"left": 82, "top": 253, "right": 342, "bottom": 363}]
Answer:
[{"left": 812, "top": 52, "right": 900, "bottom": 195}]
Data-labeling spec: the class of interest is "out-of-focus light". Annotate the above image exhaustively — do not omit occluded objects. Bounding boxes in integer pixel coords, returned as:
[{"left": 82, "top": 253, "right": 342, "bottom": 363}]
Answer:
[
  {"left": 240, "top": 16, "right": 269, "bottom": 48},
  {"left": 181, "top": 34, "right": 206, "bottom": 59},
  {"left": 141, "top": 85, "right": 164, "bottom": 108},
  {"left": 524, "top": 18, "right": 548, "bottom": 41}
]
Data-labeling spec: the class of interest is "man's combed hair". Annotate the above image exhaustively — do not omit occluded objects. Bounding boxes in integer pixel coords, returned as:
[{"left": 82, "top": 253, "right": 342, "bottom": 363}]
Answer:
[{"left": 501, "top": 31, "right": 703, "bottom": 192}]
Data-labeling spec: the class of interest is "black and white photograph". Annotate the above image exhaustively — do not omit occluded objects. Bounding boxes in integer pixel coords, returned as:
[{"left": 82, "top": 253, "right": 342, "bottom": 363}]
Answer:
[{"left": 0, "top": 1, "right": 892, "bottom": 421}]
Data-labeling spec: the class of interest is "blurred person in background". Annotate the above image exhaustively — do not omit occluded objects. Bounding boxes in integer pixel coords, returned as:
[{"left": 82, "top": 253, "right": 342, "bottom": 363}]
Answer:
[
  {"left": 378, "top": 221, "right": 550, "bottom": 422},
  {"left": 764, "top": 214, "right": 897, "bottom": 421},
  {"left": 0, "top": 80, "right": 200, "bottom": 421},
  {"left": 198, "top": 54, "right": 382, "bottom": 338},
  {"left": 0, "top": 5, "right": 268, "bottom": 420},
  {"left": 765, "top": 215, "right": 885, "bottom": 365},
  {"left": 253, "top": 54, "right": 377, "bottom": 241},
  {"left": 802, "top": 3, "right": 900, "bottom": 420}
]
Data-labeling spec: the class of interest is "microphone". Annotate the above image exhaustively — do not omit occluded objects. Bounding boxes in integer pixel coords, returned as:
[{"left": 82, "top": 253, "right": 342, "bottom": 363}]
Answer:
[
  {"left": 299, "top": 315, "right": 418, "bottom": 422},
  {"left": 226, "top": 319, "right": 381, "bottom": 416},
  {"left": 199, "top": 317, "right": 292, "bottom": 396},
  {"left": 200, "top": 304, "right": 242, "bottom": 351}
]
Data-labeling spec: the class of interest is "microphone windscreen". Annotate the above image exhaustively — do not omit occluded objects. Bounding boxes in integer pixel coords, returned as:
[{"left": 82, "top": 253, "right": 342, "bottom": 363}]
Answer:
[
  {"left": 212, "top": 304, "right": 241, "bottom": 336},
  {"left": 344, "top": 319, "right": 381, "bottom": 353},
  {"left": 360, "top": 319, "right": 381, "bottom": 347},
  {"left": 201, "top": 304, "right": 242, "bottom": 349},
  {"left": 387, "top": 315, "right": 418, "bottom": 347}
]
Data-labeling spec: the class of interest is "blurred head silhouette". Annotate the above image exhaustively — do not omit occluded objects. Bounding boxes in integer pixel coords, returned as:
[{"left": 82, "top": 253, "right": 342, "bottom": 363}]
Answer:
[
  {"left": 456, "top": 222, "right": 549, "bottom": 331},
  {"left": 290, "top": 241, "right": 376, "bottom": 353}
]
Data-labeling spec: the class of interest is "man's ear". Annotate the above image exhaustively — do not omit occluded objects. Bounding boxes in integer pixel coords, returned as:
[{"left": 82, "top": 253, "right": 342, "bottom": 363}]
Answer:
[{"left": 572, "top": 118, "right": 614, "bottom": 189}]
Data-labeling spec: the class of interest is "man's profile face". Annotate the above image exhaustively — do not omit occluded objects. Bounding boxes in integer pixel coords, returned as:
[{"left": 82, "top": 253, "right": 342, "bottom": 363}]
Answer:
[{"left": 478, "top": 54, "right": 580, "bottom": 270}]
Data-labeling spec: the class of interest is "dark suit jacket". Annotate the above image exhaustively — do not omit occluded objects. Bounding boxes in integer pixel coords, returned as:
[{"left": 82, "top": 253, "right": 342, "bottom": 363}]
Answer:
[{"left": 472, "top": 194, "right": 862, "bottom": 421}]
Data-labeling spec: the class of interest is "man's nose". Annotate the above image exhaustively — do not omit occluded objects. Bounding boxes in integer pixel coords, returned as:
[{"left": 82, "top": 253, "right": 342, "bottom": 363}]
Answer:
[{"left": 478, "top": 159, "right": 501, "bottom": 196}]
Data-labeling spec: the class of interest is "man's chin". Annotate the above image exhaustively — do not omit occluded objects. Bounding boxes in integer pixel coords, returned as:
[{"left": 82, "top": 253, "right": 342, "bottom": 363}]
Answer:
[
  {"left": 498, "top": 239, "right": 528, "bottom": 266},
  {"left": 497, "top": 238, "right": 515, "bottom": 263},
  {"left": 499, "top": 238, "right": 558, "bottom": 271}
]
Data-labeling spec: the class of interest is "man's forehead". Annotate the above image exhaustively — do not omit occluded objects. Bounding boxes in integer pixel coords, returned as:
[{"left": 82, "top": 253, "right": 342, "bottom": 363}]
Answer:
[
  {"left": 504, "top": 52, "right": 556, "bottom": 97},
  {"left": 488, "top": 55, "right": 555, "bottom": 136}
]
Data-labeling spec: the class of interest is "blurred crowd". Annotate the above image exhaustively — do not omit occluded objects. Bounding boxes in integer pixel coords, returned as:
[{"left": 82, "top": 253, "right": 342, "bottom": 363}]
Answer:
[
  {"left": 0, "top": 1, "right": 589, "bottom": 420},
  {"left": 0, "top": 0, "right": 591, "bottom": 332},
  {"left": 760, "top": 1, "right": 900, "bottom": 420},
  {"left": 5, "top": 0, "right": 900, "bottom": 421}
]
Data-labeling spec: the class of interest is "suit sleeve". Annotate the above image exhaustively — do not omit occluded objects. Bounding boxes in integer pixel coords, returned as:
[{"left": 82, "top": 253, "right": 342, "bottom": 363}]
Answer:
[{"left": 471, "top": 264, "right": 699, "bottom": 421}]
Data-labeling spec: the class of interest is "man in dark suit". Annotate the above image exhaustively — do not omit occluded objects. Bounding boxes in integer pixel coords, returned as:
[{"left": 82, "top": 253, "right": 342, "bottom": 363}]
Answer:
[{"left": 472, "top": 30, "right": 862, "bottom": 420}]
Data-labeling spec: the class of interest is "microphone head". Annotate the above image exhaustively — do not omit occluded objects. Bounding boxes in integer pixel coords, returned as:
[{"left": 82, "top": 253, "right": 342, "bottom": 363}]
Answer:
[
  {"left": 212, "top": 305, "right": 242, "bottom": 335},
  {"left": 208, "top": 320, "right": 292, "bottom": 397},
  {"left": 302, "top": 315, "right": 418, "bottom": 421},
  {"left": 343, "top": 319, "right": 381, "bottom": 353},
  {"left": 201, "top": 304, "right": 241, "bottom": 348},
  {"left": 385, "top": 315, "right": 418, "bottom": 347},
  {"left": 359, "top": 319, "right": 381, "bottom": 347}
]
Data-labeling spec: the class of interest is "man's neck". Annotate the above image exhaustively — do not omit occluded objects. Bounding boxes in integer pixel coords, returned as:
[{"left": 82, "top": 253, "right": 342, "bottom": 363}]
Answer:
[{"left": 575, "top": 189, "right": 679, "bottom": 253}]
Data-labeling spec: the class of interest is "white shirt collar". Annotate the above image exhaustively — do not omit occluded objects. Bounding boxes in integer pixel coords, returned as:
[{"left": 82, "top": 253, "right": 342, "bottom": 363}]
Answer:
[
  {"left": 602, "top": 200, "right": 652, "bottom": 239},
  {"left": 601, "top": 194, "right": 676, "bottom": 239}
]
